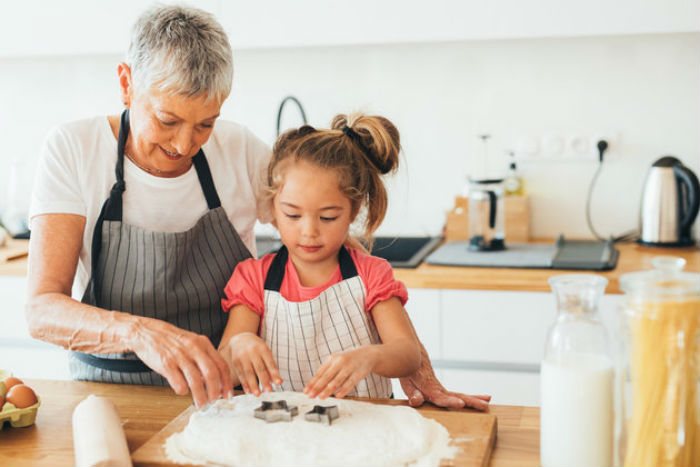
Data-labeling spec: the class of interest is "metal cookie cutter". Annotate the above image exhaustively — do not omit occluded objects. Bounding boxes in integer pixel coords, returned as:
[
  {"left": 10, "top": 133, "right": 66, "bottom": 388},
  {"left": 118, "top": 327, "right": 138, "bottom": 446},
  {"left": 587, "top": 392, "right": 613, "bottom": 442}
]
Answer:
[
  {"left": 305, "top": 405, "right": 340, "bottom": 425},
  {"left": 253, "top": 400, "right": 298, "bottom": 423}
]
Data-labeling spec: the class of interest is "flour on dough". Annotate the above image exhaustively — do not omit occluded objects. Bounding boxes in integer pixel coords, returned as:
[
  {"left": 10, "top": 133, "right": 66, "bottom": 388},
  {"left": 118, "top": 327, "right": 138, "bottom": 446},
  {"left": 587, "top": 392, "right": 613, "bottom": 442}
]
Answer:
[{"left": 165, "top": 391, "right": 456, "bottom": 466}]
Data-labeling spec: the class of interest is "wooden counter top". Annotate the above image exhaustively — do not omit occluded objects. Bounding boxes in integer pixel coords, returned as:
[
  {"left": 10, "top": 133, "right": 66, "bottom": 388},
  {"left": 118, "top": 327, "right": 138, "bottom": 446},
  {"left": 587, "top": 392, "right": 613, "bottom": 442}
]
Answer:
[
  {"left": 3, "top": 379, "right": 539, "bottom": 467},
  {"left": 3, "top": 239, "right": 697, "bottom": 294},
  {"left": 393, "top": 242, "right": 699, "bottom": 294}
]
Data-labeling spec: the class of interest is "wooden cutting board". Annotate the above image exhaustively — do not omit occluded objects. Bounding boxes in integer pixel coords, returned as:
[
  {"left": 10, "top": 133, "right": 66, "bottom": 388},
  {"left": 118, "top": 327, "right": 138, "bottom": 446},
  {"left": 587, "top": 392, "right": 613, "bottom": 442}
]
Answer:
[
  {"left": 0, "top": 239, "right": 29, "bottom": 263},
  {"left": 132, "top": 399, "right": 497, "bottom": 467}
]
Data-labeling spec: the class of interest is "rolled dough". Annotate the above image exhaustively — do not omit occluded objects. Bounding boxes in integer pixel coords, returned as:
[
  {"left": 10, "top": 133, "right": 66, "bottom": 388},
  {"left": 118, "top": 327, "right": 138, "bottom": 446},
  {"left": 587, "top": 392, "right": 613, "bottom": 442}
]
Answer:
[{"left": 165, "top": 391, "right": 455, "bottom": 466}]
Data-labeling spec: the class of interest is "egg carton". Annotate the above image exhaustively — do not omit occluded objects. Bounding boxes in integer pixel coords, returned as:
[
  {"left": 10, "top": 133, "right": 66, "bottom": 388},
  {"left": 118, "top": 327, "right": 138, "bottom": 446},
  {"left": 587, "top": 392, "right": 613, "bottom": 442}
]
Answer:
[{"left": 0, "top": 369, "right": 41, "bottom": 430}]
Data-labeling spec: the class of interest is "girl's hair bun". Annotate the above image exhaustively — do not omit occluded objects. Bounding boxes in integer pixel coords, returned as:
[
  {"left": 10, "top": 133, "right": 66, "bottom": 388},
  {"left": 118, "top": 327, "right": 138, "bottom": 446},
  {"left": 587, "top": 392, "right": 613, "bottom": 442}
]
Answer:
[{"left": 331, "top": 113, "right": 400, "bottom": 175}]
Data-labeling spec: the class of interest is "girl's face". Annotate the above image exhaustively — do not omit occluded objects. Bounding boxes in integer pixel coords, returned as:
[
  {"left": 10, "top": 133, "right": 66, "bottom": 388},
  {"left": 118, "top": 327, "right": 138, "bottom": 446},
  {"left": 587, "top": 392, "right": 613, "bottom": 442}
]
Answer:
[{"left": 273, "top": 160, "right": 355, "bottom": 269}]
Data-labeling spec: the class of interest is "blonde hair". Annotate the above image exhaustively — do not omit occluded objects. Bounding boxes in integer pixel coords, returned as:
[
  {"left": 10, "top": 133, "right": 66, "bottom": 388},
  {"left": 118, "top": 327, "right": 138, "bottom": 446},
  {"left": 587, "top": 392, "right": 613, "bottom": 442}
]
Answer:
[{"left": 268, "top": 112, "right": 401, "bottom": 246}]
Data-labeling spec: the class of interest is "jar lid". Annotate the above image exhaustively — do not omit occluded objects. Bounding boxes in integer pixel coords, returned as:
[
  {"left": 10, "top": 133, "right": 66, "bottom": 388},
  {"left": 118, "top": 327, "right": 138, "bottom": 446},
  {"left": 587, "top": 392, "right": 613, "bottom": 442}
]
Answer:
[{"left": 620, "top": 256, "right": 700, "bottom": 298}]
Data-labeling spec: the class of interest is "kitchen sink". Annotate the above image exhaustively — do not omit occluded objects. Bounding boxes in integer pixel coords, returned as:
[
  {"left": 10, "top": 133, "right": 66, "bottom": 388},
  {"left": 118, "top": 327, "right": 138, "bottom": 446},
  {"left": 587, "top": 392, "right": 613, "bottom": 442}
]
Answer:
[
  {"left": 368, "top": 236, "right": 442, "bottom": 268},
  {"left": 255, "top": 235, "right": 442, "bottom": 268}
]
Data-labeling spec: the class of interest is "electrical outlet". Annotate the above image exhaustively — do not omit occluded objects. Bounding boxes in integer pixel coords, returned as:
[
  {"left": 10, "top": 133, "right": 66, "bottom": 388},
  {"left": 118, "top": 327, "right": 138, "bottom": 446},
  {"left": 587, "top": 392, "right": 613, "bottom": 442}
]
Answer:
[
  {"left": 513, "top": 131, "right": 620, "bottom": 162},
  {"left": 514, "top": 135, "right": 540, "bottom": 159},
  {"left": 568, "top": 133, "right": 591, "bottom": 158},
  {"left": 541, "top": 134, "right": 565, "bottom": 158}
]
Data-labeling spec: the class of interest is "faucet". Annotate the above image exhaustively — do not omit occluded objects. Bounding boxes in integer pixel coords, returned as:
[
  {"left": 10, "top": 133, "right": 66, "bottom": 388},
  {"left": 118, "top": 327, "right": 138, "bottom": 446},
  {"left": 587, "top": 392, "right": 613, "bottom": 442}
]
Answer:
[{"left": 276, "top": 96, "right": 308, "bottom": 137}]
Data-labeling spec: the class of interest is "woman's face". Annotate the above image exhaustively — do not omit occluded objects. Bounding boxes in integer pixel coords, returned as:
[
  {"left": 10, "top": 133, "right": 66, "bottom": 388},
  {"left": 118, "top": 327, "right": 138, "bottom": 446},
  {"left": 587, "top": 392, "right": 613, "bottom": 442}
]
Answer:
[{"left": 123, "top": 68, "right": 223, "bottom": 174}]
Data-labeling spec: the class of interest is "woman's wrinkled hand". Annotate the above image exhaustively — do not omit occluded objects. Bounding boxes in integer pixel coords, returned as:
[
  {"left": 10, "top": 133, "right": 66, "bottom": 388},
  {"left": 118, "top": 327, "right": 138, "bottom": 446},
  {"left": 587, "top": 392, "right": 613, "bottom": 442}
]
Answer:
[
  {"left": 399, "top": 345, "right": 491, "bottom": 411},
  {"left": 129, "top": 316, "right": 233, "bottom": 408},
  {"left": 224, "top": 332, "right": 282, "bottom": 396},
  {"left": 304, "top": 348, "right": 375, "bottom": 399}
]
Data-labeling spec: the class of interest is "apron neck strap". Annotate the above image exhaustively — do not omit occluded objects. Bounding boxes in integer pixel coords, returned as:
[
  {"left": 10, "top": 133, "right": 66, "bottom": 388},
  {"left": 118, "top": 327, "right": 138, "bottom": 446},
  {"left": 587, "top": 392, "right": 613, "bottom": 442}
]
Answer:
[
  {"left": 192, "top": 151, "right": 221, "bottom": 209},
  {"left": 100, "top": 109, "right": 130, "bottom": 221},
  {"left": 263, "top": 245, "right": 358, "bottom": 292}
]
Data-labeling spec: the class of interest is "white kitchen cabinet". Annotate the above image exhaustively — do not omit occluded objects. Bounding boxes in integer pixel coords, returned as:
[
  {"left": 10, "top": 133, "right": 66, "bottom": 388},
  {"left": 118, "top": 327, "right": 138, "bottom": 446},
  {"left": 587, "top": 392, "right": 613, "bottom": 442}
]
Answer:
[
  {"left": 405, "top": 288, "right": 442, "bottom": 360},
  {"left": 400, "top": 286, "right": 625, "bottom": 406},
  {"left": 441, "top": 289, "right": 625, "bottom": 364},
  {"left": 440, "top": 368, "right": 541, "bottom": 407},
  {"left": 441, "top": 289, "right": 555, "bottom": 365},
  {"left": 0, "top": 276, "right": 70, "bottom": 379},
  {"left": 1, "top": 0, "right": 696, "bottom": 58}
]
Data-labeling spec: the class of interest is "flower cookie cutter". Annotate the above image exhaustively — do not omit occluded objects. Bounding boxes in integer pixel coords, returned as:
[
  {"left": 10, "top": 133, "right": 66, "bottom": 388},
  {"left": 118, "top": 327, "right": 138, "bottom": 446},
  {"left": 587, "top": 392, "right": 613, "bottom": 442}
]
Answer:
[
  {"left": 305, "top": 405, "right": 340, "bottom": 425},
  {"left": 253, "top": 400, "right": 298, "bottom": 423}
]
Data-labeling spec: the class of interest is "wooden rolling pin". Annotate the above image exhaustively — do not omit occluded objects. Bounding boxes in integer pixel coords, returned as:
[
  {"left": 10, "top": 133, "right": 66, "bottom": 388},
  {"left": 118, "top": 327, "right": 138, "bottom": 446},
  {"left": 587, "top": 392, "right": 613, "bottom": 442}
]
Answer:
[{"left": 72, "top": 395, "right": 132, "bottom": 467}]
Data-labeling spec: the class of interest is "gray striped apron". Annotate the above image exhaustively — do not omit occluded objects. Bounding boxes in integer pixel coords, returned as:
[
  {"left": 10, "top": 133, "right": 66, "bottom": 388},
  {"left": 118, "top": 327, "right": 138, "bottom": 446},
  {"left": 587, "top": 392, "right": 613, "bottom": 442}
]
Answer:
[
  {"left": 261, "top": 246, "right": 392, "bottom": 398},
  {"left": 71, "top": 109, "right": 252, "bottom": 385}
]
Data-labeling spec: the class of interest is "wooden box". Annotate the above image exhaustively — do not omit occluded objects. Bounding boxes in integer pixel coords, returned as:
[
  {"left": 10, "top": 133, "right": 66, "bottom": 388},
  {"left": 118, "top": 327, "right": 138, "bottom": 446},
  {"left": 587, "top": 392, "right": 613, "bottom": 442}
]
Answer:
[{"left": 445, "top": 195, "right": 530, "bottom": 243}]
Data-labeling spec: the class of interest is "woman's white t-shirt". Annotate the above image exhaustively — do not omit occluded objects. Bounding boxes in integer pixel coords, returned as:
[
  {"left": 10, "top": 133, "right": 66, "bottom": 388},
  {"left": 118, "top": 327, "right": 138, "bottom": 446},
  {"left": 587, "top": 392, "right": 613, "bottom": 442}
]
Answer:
[{"left": 29, "top": 116, "right": 272, "bottom": 299}]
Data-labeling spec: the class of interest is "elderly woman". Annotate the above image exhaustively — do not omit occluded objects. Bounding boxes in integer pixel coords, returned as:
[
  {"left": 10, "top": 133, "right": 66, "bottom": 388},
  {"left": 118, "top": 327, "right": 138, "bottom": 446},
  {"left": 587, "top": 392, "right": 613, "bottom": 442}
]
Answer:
[{"left": 26, "top": 5, "right": 490, "bottom": 411}]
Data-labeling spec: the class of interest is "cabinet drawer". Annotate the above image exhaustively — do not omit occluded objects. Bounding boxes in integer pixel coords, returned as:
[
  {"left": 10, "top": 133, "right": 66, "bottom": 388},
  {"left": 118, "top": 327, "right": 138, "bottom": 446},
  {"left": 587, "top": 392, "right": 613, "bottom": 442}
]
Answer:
[
  {"left": 441, "top": 289, "right": 555, "bottom": 365},
  {"left": 441, "top": 368, "right": 540, "bottom": 407}
]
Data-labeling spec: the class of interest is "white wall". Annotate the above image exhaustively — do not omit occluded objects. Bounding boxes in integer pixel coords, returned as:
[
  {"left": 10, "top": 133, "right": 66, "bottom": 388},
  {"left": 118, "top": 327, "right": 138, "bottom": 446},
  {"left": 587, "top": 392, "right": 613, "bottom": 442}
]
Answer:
[{"left": 0, "top": 33, "right": 698, "bottom": 239}]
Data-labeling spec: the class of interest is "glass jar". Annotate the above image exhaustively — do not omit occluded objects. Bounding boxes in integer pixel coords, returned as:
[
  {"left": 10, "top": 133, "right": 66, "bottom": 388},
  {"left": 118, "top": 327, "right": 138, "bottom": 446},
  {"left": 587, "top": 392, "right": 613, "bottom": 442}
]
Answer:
[
  {"left": 540, "top": 274, "right": 613, "bottom": 467},
  {"left": 618, "top": 256, "right": 700, "bottom": 467}
]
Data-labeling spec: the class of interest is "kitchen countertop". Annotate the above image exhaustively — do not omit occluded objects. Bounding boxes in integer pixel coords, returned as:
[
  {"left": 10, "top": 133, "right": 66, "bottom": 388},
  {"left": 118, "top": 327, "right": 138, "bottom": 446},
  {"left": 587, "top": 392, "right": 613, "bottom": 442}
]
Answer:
[
  {"left": 3, "top": 379, "right": 539, "bottom": 467},
  {"left": 393, "top": 241, "right": 699, "bottom": 294},
  {"left": 2, "top": 239, "right": 697, "bottom": 294}
]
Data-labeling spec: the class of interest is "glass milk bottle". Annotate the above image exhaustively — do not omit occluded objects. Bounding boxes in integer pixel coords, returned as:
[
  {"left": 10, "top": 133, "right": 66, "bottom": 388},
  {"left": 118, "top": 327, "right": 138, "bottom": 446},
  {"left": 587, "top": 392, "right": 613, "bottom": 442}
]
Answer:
[
  {"left": 540, "top": 274, "right": 614, "bottom": 467},
  {"left": 618, "top": 256, "right": 700, "bottom": 467}
]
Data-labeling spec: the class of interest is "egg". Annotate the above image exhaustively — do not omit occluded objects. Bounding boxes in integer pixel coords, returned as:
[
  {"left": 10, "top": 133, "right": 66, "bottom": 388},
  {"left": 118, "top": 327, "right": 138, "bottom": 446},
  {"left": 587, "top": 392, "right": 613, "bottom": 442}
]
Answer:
[
  {"left": 3, "top": 377, "right": 23, "bottom": 390},
  {"left": 6, "top": 384, "right": 37, "bottom": 409}
]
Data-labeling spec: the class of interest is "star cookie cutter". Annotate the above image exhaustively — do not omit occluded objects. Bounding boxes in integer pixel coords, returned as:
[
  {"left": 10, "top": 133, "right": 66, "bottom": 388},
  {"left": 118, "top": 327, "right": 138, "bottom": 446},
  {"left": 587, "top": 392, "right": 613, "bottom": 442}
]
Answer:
[
  {"left": 305, "top": 405, "right": 340, "bottom": 425},
  {"left": 253, "top": 400, "right": 299, "bottom": 423}
]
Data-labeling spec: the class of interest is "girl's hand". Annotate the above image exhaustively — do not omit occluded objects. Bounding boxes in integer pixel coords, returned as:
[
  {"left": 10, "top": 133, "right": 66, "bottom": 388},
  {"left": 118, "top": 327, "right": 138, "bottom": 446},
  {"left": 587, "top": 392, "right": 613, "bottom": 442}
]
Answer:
[
  {"left": 225, "top": 332, "right": 282, "bottom": 396},
  {"left": 304, "top": 347, "right": 376, "bottom": 399}
]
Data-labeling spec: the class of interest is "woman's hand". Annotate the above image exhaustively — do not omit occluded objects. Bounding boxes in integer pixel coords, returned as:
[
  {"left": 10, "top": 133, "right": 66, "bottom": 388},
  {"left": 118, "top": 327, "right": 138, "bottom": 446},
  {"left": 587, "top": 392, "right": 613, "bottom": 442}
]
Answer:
[
  {"left": 224, "top": 332, "right": 282, "bottom": 396},
  {"left": 304, "top": 347, "right": 376, "bottom": 399},
  {"left": 399, "top": 343, "right": 491, "bottom": 411},
  {"left": 129, "top": 316, "right": 233, "bottom": 408}
]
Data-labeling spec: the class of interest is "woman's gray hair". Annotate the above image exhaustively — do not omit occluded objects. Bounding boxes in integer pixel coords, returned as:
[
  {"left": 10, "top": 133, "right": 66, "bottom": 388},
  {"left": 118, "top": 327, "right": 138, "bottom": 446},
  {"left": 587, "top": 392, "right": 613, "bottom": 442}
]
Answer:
[{"left": 126, "top": 5, "right": 233, "bottom": 102}]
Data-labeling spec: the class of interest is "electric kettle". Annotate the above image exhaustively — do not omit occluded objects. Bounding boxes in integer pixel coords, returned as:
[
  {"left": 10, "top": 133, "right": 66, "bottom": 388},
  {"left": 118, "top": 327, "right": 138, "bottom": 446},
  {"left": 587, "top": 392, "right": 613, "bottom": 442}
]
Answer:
[{"left": 639, "top": 156, "right": 700, "bottom": 247}]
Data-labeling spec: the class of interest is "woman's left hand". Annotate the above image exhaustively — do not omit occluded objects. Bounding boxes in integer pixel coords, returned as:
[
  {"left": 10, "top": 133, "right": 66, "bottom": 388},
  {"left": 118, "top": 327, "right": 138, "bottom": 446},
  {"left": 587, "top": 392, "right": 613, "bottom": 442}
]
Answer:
[
  {"left": 399, "top": 344, "right": 491, "bottom": 411},
  {"left": 304, "top": 348, "right": 375, "bottom": 399}
]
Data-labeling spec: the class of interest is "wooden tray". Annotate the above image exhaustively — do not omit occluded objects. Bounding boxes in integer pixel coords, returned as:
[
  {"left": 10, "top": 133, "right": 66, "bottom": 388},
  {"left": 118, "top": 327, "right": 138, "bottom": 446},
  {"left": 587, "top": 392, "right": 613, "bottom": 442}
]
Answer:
[{"left": 132, "top": 399, "right": 497, "bottom": 467}]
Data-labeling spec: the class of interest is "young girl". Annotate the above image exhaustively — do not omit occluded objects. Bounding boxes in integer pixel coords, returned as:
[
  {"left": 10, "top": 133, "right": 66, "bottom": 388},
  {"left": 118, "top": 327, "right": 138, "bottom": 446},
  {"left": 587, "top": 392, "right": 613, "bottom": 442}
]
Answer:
[{"left": 218, "top": 113, "right": 420, "bottom": 400}]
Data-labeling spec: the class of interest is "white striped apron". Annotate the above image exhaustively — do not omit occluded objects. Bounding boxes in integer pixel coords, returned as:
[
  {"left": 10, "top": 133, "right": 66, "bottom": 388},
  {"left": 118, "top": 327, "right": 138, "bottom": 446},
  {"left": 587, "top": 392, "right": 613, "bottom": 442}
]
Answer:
[
  {"left": 71, "top": 110, "right": 252, "bottom": 385},
  {"left": 260, "top": 246, "right": 392, "bottom": 398}
]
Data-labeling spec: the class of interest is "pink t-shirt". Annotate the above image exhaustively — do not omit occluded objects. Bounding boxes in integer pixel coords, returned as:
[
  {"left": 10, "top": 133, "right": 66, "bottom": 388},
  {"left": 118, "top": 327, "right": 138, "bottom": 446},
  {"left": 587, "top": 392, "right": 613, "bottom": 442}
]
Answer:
[{"left": 221, "top": 248, "right": 408, "bottom": 318}]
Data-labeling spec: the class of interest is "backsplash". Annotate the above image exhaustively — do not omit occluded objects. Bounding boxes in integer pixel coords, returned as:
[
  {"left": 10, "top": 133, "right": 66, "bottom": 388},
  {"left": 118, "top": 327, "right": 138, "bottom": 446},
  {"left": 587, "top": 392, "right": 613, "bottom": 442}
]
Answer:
[{"left": 0, "top": 33, "right": 697, "bottom": 239}]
